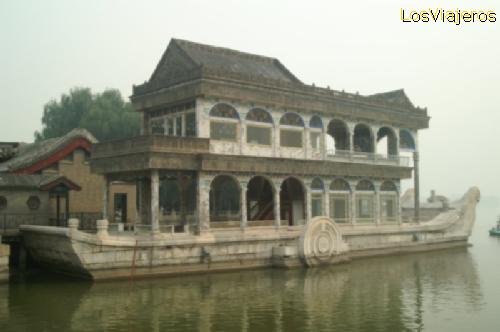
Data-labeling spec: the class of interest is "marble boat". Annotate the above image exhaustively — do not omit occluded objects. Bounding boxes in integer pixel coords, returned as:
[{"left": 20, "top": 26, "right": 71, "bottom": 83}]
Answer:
[{"left": 18, "top": 39, "right": 480, "bottom": 279}]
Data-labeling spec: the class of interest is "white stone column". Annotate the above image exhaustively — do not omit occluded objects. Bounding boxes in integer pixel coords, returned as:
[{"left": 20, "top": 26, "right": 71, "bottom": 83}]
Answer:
[
  {"left": 239, "top": 119, "right": 245, "bottom": 155},
  {"left": 151, "top": 170, "right": 160, "bottom": 234},
  {"left": 240, "top": 181, "right": 248, "bottom": 229},
  {"left": 163, "top": 117, "right": 168, "bottom": 135},
  {"left": 304, "top": 126, "right": 310, "bottom": 159},
  {"left": 102, "top": 176, "right": 110, "bottom": 220},
  {"left": 374, "top": 183, "right": 381, "bottom": 225},
  {"left": 321, "top": 126, "right": 327, "bottom": 160},
  {"left": 197, "top": 174, "right": 211, "bottom": 231},
  {"left": 273, "top": 180, "right": 281, "bottom": 228},
  {"left": 323, "top": 188, "right": 330, "bottom": 218},
  {"left": 305, "top": 187, "right": 312, "bottom": 223},
  {"left": 272, "top": 123, "right": 278, "bottom": 157},
  {"left": 181, "top": 114, "right": 186, "bottom": 137},
  {"left": 347, "top": 122, "right": 355, "bottom": 153},
  {"left": 395, "top": 192, "right": 402, "bottom": 224},
  {"left": 274, "top": 122, "right": 280, "bottom": 157},
  {"left": 394, "top": 128, "right": 400, "bottom": 156},
  {"left": 322, "top": 117, "right": 330, "bottom": 159},
  {"left": 371, "top": 125, "right": 379, "bottom": 154},
  {"left": 350, "top": 190, "right": 356, "bottom": 224}
]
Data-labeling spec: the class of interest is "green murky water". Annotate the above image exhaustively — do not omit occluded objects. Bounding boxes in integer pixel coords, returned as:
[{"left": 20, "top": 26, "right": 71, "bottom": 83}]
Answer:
[{"left": 1, "top": 203, "right": 499, "bottom": 332}]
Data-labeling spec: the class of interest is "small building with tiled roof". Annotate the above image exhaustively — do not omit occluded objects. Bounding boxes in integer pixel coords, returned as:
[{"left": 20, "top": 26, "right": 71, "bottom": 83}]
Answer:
[{"left": 0, "top": 129, "right": 137, "bottom": 234}]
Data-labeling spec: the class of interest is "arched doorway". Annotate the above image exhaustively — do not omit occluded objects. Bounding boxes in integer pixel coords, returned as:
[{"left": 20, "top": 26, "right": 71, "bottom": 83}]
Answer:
[
  {"left": 377, "top": 127, "right": 398, "bottom": 156},
  {"left": 247, "top": 176, "right": 274, "bottom": 225},
  {"left": 209, "top": 175, "right": 240, "bottom": 223},
  {"left": 353, "top": 124, "right": 374, "bottom": 153},
  {"left": 326, "top": 119, "right": 350, "bottom": 155},
  {"left": 280, "top": 177, "right": 305, "bottom": 226}
]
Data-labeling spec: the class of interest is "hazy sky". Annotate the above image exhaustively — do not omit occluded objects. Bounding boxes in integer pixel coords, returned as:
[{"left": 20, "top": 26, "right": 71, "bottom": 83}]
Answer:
[{"left": 1, "top": 0, "right": 499, "bottom": 199}]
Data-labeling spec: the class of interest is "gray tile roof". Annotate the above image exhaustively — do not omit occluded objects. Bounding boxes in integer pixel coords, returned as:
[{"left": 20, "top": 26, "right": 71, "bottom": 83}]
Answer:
[
  {"left": 173, "top": 39, "right": 302, "bottom": 83},
  {"left": 136, "top": 38, "right": 302, "bottom": 95},
  {"left": 0, "top": 128, "right": 97, "bottom": 172},
  {"left": 133, "top": 39, "right": 421, "bottom": 113},
  {"left": 368, "top": 89, "right": 415, "bottom": 108},
  {"left": 0, "top": 174, "right": 59, "bottom": 189}
]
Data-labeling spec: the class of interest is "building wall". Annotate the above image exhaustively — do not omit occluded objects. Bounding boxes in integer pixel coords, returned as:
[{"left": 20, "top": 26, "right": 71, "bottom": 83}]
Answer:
[
  {"left": 108, "top": 182, "right": 137, "bottom": 223},
  {"left": 0, "top": 189, "right": 50, "bottom": 215},
  {"left": 41, "top": 149, "right": 137, "bottom": 221}
]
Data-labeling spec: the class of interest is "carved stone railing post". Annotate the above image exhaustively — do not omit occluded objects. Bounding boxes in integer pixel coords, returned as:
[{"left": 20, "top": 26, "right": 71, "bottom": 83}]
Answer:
[
  {"left": 96, "top": 219, "right": 109, "bottom": 239},
  {"left": 68, "top": 218, "right": 79, "bottom": 235}
]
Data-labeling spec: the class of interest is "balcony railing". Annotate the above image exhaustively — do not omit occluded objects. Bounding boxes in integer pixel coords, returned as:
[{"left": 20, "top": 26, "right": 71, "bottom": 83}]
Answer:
[
  {"left": 326, "top": 149, "right": 410, "bottom": 167},
  {"left": 92, "top": 135, "right": 210, "bottom": 159}
]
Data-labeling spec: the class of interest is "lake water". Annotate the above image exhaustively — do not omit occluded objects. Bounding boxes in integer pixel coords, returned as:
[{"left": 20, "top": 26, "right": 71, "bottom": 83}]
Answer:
[{"left": 1, "top": 203, "right": 499, "bottom": 332}]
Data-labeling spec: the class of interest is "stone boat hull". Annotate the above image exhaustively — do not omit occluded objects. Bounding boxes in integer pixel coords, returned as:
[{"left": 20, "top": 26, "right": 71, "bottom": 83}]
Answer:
[{"left": 20, "top": 187, "right": 480, "bottom": 280}]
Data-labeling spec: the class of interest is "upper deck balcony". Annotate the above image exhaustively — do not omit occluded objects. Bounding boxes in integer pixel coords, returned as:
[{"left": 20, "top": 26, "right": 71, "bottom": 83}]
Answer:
[
  {"left": 91, "top": 134, "right": 411, "bottom": 172},
  {"left": 326, "top": 149, "right": 410, "bottom": 167},
  {"left": 92, "top": 135, "right": 210, "bottom": 159}
]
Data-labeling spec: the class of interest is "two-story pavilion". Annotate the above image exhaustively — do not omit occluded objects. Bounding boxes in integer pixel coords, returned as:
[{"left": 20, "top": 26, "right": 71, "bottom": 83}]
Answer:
[{"left": 91, "top": 39, "right": 429, "bottom": 234}]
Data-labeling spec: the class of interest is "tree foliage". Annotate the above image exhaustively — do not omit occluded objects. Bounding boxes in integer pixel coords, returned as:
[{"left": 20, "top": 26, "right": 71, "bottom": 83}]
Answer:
[{"left": 34, "top": 87, "right": 141, "bottom": 142}]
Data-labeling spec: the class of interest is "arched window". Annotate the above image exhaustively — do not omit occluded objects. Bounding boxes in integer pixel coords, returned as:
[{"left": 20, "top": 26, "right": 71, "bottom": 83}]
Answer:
[
  {"left": 380, "top": 181, "right": 397, "bottom": 192},
  {"left": 329, "top": 179, "right": 350, "bottom": 223},
  {"left": 210, "top": 103, "right": 239, "bottom": 141},
  {"left": 280, "top": 113, "right": 304, "bottom": 148},
  {"left": 330, "top": 178, "right": 351, "bottom": 191},
  {"left": 311, "top": 177, "right": 324, "bottom": 191},
  {"left": 210, "top": 103, "right": 239, "bottom": 119},
  {"left": 380, "top": 181, "right": 398, "bottom": 223},
  {"left": 280, "top": 113, "right": 304, "bottom": 126},
  {"left": 247, "top": 176, "right": 274, "bottom": 223},
  {"left": 280, "top": 177, "right": 305, "bottom": 226},
  {"left": 309, "top": 115, "right": 323, "bottom": 129},
  {"left": 246, "top": 108, "right": 273, "bottom": 146},
  {"left": 355, "top": 179, "right": 375, "bottom": 223},
  {"left": 353, "top": 124, "right": 374, "bottom": 153},
  {"left": 246, "top": 108, "right": 273, "bottom": 123},
  {"left": 327, "top": 119, "right": 350, "bottom": 154},
  {"left": 311, "top": 177, "right": 324, "bottom": 217},
  {"left": 356, "top": 179, "right": 375, "bottom": 191},
  {"left": 210, "top": 175, "right": 240, "bottom": 222}
]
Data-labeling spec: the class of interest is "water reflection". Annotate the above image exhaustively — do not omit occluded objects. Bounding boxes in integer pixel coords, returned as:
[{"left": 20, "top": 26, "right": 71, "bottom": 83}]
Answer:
[{"left": 0, "top": 248, "right": 482, "bottom": 332}]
